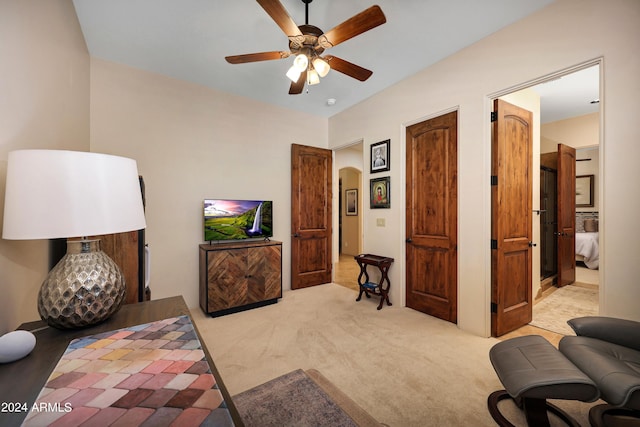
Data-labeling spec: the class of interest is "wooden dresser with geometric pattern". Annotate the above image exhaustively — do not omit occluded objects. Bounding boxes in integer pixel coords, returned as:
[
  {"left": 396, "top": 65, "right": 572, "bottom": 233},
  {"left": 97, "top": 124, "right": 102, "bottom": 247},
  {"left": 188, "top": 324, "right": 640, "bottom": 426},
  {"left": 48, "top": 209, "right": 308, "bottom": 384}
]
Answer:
[{"left": 199, "top": 240, "right": 282, "bottom": 317}]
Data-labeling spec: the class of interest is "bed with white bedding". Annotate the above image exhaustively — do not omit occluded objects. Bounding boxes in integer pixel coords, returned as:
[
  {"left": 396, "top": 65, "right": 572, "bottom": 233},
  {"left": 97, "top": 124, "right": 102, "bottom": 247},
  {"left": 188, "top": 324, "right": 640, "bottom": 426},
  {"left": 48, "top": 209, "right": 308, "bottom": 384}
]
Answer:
[{"left": 575, "top": 231, "right": 599, "bottom": 269}]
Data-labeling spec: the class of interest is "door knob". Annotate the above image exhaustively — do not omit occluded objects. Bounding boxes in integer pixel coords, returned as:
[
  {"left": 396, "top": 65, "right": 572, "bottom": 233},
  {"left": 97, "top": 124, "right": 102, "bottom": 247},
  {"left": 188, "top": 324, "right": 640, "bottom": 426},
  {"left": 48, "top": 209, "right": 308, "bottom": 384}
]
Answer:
[
  {"left": 406, "top": 238, "right": 412, "bottom": 243},
  {"left": 528, "top": 241, "right": 537, "bottom": 247}
]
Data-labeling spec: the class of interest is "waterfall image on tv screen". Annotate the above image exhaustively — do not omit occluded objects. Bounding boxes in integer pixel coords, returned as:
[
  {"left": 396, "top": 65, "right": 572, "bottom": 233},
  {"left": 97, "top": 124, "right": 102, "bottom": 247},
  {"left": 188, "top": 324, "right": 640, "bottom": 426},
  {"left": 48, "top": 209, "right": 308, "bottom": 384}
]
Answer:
[{"left": 204, "top": 199, "right": 273, "bottom": 241}]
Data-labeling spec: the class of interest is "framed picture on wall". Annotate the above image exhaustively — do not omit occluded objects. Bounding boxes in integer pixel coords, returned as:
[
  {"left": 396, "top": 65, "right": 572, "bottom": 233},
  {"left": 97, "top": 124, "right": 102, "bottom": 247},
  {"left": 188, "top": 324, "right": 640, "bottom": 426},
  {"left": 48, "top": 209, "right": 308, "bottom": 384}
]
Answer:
[
  {"left": 370, "top": 139, "right": 390, "bottom": 173},
  {"left": 345, "top": 189, "right": 358, "bottom": 216},
  {"left": 576, "top": 174, "right": 594, "bottom": 207},
  {"left": 370, "top": 176, "right": 390, "bottom": 208}
]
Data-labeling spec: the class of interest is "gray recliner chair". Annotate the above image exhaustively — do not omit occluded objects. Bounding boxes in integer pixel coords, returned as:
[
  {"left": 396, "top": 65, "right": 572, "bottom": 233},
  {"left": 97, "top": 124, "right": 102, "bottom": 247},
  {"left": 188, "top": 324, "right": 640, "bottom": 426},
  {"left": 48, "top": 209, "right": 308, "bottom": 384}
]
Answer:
[{"left": 559, "top": 316, "right": 640, "bottom": 427}]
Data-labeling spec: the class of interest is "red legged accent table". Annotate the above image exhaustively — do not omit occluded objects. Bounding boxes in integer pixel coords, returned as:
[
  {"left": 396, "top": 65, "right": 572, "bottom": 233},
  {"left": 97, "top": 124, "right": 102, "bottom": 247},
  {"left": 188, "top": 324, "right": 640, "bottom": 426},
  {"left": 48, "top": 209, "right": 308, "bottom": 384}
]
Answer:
[{"left": 354, "top": 254, "right": 394, "bottom": 310}]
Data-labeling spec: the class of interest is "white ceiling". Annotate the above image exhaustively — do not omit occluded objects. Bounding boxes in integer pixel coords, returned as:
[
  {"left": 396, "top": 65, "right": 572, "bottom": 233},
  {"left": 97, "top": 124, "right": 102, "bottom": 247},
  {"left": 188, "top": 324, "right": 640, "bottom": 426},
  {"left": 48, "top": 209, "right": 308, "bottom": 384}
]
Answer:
[
  {"left": 72, "top": 0, "right": 597, "bottom": 121},
  {"left": 531, "top": 65, "right": 600, "bottom": 123}
]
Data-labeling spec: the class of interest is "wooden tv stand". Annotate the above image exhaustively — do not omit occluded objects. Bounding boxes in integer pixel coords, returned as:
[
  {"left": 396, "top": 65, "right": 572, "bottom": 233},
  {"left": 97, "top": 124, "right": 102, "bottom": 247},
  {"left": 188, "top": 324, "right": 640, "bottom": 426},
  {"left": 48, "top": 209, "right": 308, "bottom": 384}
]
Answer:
[{"left": 199, "top": 240, "right": 282, "bottom": 317}]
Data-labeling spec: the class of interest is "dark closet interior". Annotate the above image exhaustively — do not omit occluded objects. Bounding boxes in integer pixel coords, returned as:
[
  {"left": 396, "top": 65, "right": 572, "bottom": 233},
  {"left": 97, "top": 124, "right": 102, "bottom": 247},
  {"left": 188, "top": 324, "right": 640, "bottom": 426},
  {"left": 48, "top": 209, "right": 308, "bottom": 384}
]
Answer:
[{"left": 540, "top": 166, "right": 557, "bottom": 279}]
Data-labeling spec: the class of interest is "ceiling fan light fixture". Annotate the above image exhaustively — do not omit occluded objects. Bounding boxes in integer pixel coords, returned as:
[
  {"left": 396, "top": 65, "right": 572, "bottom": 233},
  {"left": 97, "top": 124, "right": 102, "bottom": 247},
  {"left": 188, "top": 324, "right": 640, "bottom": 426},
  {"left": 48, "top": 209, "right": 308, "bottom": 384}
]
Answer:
[
  {"left": 229, "top": 0, "right": 386, "bottom": 94},
  {"left": 307, "top": 68, "right": 320, "bottom": 85},
  {"left": 312, "top": 57, "right": 330, "bottom": 77},
  {"left": 286, "top": 66, "right": 302, "bottom": 82},
  {"left": 293, "top": 53, "right": 308, "bottom": 72}
]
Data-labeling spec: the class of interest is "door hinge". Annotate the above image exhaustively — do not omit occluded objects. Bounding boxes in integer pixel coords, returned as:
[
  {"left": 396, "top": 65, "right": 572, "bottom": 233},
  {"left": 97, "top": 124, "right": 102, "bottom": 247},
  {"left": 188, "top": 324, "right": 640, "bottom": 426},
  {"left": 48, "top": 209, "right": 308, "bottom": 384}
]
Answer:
[
  {"left": 491, "top": 175, "right": 498, "bottom": 186},
  {"left": 490, "top": 111, "right": 497, "bottom": 122},
  {"left": 491, "top": 302, "right": 498, "bottom": 313},
  {"left": 491, "top": 239, "right": 498, "bottom": 250}
]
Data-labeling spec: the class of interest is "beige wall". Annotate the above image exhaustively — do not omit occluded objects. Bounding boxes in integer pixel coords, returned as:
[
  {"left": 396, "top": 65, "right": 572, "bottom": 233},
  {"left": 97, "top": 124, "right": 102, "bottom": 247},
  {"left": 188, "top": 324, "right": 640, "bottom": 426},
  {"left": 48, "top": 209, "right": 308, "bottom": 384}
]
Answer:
[
  {"left": 328, "top": 0, "right": 640, "bottom": 335},
  {"left": 0, "top": 0, "right": 90, "bottom": 332},
  {"left": 541, "top": 113, "right": 600, "bottom": 212},
  {"left": 541, "top": 112, "right": 599, "bottom": 153},
  {"left": 89, "top": 59, "right": 328, "bottom": 310}
]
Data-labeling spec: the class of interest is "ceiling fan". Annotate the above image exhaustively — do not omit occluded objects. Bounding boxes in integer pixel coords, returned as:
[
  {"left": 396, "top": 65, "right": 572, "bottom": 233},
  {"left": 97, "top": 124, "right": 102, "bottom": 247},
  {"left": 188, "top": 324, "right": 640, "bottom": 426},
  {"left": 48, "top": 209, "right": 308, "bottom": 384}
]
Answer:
[{"left": 225, "top": 0, "right": 386, "bottom": 94}]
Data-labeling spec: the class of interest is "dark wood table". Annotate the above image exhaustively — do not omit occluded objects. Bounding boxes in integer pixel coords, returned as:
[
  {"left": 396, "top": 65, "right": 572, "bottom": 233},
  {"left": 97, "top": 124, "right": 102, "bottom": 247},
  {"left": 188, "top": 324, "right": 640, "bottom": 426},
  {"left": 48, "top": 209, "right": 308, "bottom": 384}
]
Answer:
[
  {"left": 0, "top": 296, "right": 243, "bottom": 426},
  {"left": 354, "top": 254, "right": 394, "bottom": 310}
]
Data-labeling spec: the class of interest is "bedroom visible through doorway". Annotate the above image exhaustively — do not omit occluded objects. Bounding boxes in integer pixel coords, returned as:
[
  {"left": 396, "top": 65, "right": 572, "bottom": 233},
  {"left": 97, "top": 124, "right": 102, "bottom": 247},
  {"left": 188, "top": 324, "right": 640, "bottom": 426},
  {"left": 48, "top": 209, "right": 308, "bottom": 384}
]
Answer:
[
  {"left": 491, "top": 62, "right": 601, "bottom": 337},
  {"left": 513, "top": 64, "right": 601, "bottom": 336}
]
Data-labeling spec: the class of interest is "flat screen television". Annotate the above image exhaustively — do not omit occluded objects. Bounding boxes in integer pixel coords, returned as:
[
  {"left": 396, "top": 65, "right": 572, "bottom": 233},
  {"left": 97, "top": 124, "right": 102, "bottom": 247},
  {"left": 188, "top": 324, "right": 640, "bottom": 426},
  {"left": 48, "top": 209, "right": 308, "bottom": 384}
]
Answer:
[{"left": 204, "top": 199, "right": 273, "bottom": 242}]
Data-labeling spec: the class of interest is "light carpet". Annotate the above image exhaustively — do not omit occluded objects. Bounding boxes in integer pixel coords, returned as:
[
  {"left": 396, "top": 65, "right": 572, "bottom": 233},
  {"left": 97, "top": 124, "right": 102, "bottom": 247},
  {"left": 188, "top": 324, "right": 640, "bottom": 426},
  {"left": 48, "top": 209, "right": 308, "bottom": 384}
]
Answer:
[
  {"left": 191, "top": 283, "right": 597, "bottom": 426},
  {"left": 531, "top": 284, "right": 599, "bottom": 335}
]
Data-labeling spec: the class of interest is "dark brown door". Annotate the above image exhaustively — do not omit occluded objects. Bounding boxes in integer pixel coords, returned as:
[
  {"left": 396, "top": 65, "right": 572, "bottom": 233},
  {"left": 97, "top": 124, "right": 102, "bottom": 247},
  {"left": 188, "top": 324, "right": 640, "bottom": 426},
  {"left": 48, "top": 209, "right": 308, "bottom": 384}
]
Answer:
[
  {"left": 491, "top": 99, "right": 533, "bottom": 337},
  {"left": 406, "top": 111, "right": 458, "bottom": 323},
  {"left": 291, "top": 144, "right": 332, "bottom": 289},
  {"left": 557, "top": 143, "right": 576, "bottom": 287},
  {"left": 90, "top": 231, "right": 142, "bottom": 304}
]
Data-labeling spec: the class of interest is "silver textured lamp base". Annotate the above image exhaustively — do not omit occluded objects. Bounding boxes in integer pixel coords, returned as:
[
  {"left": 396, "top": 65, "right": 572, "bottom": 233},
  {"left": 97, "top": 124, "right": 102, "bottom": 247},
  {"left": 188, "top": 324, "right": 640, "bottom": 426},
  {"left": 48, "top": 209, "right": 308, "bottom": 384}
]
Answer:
[{"left": 38, "top": 239, "right": 126, "bottom": 329}]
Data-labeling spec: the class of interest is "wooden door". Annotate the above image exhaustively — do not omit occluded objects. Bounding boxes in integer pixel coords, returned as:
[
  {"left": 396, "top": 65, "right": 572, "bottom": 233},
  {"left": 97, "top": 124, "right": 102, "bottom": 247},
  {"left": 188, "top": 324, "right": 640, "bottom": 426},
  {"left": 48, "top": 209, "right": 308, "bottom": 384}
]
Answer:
[
  {"left": 406, "top": 111, "right": 458, "bottom": 323},
  {"left": 557, "top": 143, "right": 576, "bottom": 287},
  {"left": 90, "top": 231, "right": 142, "bottom": 304},
  {"left": 291, "top": 144, "right": 332, "bottom": 289},
  {"left": 491, "top": 99, "right": 533, "bottom": 337}
]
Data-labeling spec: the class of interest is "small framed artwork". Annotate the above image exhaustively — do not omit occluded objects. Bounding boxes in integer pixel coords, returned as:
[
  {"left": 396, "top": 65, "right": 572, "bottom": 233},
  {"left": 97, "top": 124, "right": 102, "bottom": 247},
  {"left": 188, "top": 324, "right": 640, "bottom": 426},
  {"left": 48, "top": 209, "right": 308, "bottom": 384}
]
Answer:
[
  {"left": 345, "top": 189, "right": 358, "bottom": 216},
  {"left": 370, "top": 139, "right": 390, "bottom": 173},
  {"left": 370, "top": 176, "right": 390, "bottom": 209},
  {"left": 576, "top": 174, "right": 594, "bottom": 207}
]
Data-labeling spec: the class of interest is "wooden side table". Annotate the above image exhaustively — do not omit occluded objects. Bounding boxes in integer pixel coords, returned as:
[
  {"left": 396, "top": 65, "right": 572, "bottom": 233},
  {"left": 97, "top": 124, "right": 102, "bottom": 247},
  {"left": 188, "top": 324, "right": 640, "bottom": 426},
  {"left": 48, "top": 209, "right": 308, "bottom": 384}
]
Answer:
[{"left": 354, "top": 254, "right": 394, "bottom": 310}]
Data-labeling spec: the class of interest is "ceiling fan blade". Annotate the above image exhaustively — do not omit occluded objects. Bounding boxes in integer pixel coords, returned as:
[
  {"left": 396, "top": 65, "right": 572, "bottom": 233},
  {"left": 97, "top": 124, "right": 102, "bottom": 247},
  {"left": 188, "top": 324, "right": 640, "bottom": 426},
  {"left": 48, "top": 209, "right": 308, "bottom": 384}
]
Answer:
[
  {"left": 257, "top": 0, "right": 303, "bottom": 37},
  {"left": 318, "top": 5, "right": 386, "bottom": 49},
  {"left": 225, "top": 51, "right": 290, "bottom": 64},
  {"left": 325, "top": 55, "right": 373, "bottom": 81},
  {"left": 289, "top": 69, "right": 307, "bottom": 95}
]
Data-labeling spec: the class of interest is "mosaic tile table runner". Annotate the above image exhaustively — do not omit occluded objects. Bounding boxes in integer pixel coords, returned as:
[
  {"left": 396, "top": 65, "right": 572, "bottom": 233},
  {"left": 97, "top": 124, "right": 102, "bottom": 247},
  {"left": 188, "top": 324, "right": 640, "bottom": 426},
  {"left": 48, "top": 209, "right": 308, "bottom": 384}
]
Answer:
[{"left": 23, "top": 315, "right": 234, "bottom": 426}]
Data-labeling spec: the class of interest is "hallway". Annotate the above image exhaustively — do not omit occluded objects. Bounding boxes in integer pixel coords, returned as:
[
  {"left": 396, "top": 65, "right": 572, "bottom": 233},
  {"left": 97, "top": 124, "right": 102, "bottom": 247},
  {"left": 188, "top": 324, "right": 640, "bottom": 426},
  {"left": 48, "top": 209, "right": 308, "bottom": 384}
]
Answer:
[{"left": 333, "top": 254, "right": 360, "bottom": 292}]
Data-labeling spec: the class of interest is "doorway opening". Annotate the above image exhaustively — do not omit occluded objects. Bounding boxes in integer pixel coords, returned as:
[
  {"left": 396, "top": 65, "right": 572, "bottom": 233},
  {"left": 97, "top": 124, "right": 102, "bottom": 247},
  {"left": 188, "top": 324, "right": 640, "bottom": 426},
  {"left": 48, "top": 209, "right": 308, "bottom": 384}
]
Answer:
[
  {"left": 491, "top": 61, "right": 602, "bottom": 337},
  {"left": 333, "top": 143, "right": 364, "bottom": 291},
  {"left": 531, "top": 65, "right": 601, "bottom": 336}
]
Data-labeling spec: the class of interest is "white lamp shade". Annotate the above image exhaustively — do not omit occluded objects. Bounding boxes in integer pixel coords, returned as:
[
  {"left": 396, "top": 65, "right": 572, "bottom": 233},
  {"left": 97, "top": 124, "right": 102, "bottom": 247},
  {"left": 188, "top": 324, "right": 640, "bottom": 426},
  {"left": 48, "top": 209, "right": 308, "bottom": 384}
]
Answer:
[
  {"left": 2, "top": 150, "right": 146, "bottom": 240},
  {"left": 292, "top": 54, "right": 308, "bottom": 72},
  {"left": 312, "top": 57, "right": 330, "bottom": 77},
  {"left": 307, "top": 69, "right": 320, "bottom": 85},
  {"left": 286, "top": 66, "right": 302, "bottom": 83}
]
